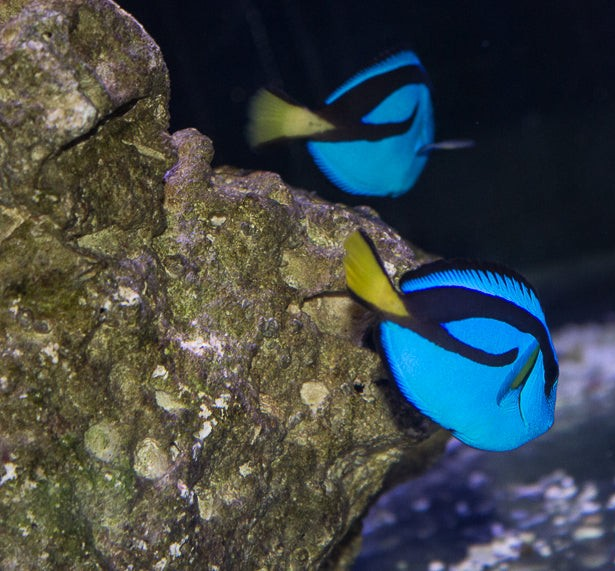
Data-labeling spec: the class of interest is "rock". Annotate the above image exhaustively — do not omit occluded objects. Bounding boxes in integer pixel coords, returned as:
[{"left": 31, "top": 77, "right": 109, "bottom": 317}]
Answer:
[{"left": 0, "top": 1, "right": 447, "bottom": 569}]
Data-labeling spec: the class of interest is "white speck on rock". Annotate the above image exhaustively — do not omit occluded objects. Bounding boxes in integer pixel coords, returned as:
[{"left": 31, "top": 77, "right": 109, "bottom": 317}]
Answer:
[
  {"left": 180, "top": 336, "right": 209, "bottom": 356},
  {"left": 210, "top": 215, "right": 227, "bottom": 227},
  {"left": 116, "top": 285, "right": 141, "bottom": 307},
  {"left": 194, "top": 420, "right": 214, "bottom": 442},
  {"left": 151, "top": 365, "right": 169, "bottom": 379},
  {"left": 300, "top": 381, "right": 330, "bottom": 413},
  {"left": 40, "top": 342, "right": 59, "bottom": 364},
  {"left": 155, "top": 390, "right": 188, "bottom": 414},
  {"left": 133, "top": 438, "right": 169, "bottom": 480},
  {"left": 178, "top": 332, "right": 228, "bottom": 358},
  {"left": 0, "top": 462, "right": 17, "bottom": 486},
  {"left": 239, "top": 463, "right": 253, "bottom": 477},
  {"left": 169, "top": 541, "right": 183, "bottom": 558},
  {"left": 214, "top": 393, "right": 231, "bottom": 409}
]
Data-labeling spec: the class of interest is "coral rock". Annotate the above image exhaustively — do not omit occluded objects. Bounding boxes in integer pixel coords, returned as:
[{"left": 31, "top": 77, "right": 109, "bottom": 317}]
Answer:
[{"left": 0, "top": 1, "right": 446, "bottom": 569}]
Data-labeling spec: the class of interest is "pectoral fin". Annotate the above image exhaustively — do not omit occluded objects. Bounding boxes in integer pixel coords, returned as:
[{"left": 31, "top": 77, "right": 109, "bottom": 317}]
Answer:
[
  {"left": 417, "top": 139, "right": 475, "bottom": 155},
  {"left": 497, "top": 342, "right": 540, "bottom": 406}
]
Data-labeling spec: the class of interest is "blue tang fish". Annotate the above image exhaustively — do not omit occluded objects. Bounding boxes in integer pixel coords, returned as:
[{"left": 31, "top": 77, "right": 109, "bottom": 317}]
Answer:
[
  {"left": 247, "top": 50, "right": 472, "bottom": 197},
  {"left": 343, "top": 231, "right": 559, "bottom": 451}
]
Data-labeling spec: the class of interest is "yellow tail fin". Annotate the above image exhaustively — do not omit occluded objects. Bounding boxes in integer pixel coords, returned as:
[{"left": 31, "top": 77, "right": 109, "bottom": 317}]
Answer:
[
  {"left": 343, "top": 231, "right": 409, "bottom": 318},
  {"left": 246, "top": 89, "right": 335, "bottom": 147}
]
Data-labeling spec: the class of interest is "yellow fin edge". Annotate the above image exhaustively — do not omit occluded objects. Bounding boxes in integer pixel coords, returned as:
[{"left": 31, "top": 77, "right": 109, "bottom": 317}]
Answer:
[
  {"left": 510, "top": 343, "right": 540, "bottom": 390},
  {"left": 343, "top": 231, "right": 409, "bottom": 318}
]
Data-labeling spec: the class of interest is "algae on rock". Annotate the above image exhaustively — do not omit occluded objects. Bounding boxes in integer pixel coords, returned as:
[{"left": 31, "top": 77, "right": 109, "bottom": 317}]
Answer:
[{"left": 0, "top": 1, "right": 447, "bottom": 569}]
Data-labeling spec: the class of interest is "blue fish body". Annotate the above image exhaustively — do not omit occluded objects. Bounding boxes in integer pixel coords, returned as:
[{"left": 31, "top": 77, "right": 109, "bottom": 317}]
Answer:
[
  {"left": 343, "top": 231, "right": 559, "bottom": 452},
  {"left": 248, "top": 51, "right": 453, "bottom": 197},
  {"left": 307, "top": 51, "right": 434, "bottom": 197}
]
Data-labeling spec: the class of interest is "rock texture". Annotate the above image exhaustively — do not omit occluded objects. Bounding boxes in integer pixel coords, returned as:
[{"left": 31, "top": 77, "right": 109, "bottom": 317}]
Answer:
[{"left": 0, "top": 1, "right": 447, "bottom": 569}]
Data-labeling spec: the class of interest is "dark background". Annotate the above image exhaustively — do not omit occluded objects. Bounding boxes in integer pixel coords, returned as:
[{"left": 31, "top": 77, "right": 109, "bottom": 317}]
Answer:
[{"left": 117, "top": 0, "right": 615, "bottom": 324}]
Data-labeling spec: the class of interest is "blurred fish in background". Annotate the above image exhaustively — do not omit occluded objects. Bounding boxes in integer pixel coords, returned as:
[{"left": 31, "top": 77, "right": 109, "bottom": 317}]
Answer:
[{"left": 247, "top": 50, "right": 473, "bottom": 197}]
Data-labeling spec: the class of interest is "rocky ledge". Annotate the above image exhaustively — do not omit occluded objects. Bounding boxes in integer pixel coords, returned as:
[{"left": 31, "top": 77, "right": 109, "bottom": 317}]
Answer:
[{"left": 0, "top": 1, "right": 448, "bottom": 569}]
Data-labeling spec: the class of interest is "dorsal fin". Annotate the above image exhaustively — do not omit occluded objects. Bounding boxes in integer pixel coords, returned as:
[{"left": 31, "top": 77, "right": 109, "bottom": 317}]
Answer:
[
  {"left": 324, "top": 51, "right": 426, "bottom": 104},
  {"left": 399, "top": 258, "right": 547, "bottom": 326}
]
